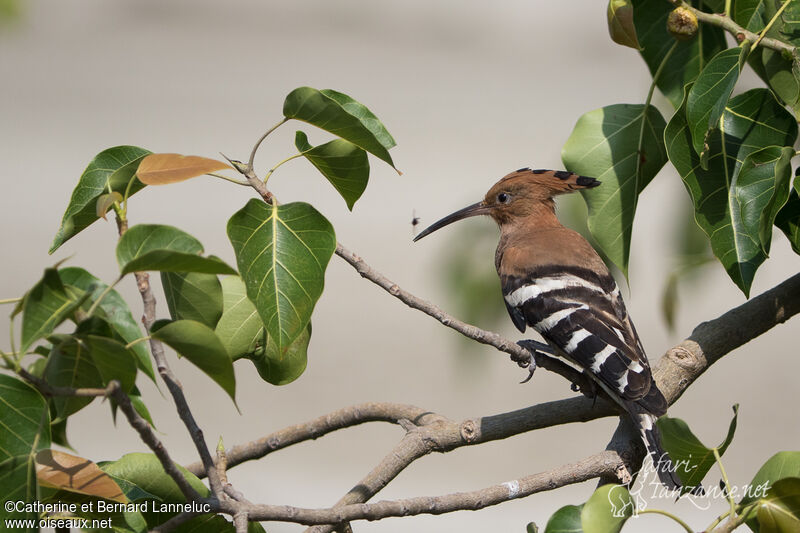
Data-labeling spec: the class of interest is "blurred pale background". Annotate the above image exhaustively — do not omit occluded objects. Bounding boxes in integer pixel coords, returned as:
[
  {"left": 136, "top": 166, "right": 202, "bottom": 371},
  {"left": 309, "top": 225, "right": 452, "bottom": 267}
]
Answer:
[{"left": 1, "top": 1, "right": 798, "bottom": 531}]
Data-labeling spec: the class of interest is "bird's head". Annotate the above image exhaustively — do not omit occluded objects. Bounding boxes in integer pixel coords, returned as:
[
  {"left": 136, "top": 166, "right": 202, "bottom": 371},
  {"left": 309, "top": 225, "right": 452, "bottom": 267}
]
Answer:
[{"left": 413, "top": 168, "right": 600, "bottom": 241}]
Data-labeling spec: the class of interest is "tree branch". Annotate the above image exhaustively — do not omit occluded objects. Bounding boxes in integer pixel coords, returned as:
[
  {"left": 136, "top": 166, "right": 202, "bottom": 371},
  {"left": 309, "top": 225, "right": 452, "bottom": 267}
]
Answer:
[
  {"left": 223, "top": 142, "right": 800, "bottom": 528},
  {"left": 211, "top": 450, "right": 625, "bottom": 525},
  {"left": 115, "top": 216, "right": 225, "bottom": 499},
  {"left": 670, "top": 0, "right": 798, "bottom": 57},
  {"left": 187, "top": 245, "right": 800, "bottom": 526},
  {"left": 108, "top": 381, "right": 202, "bottom": 503}
]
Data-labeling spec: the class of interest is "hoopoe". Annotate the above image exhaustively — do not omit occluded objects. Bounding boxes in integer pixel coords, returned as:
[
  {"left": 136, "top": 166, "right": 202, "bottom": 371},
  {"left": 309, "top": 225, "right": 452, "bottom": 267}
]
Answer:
[{"left": 414, "top": 168, "right": 682, "bottom": 489}]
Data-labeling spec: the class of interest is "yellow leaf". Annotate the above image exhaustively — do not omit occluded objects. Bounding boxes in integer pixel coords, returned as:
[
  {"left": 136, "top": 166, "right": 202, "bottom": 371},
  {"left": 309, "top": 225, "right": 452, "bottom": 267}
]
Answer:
[
  {"left": 137, "top": 153, "right": 232, "bottom": 185},
  {"left": 36, "top": 449, "right": 127, "bottom": 503},
  {"left": 96, "top": 192, "right": 123, "bottom": 220}
]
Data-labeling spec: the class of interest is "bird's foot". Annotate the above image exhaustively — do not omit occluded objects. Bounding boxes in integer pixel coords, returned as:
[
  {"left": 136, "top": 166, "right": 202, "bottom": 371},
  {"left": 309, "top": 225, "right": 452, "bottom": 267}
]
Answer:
[
  {"left": 578, "top": 372, "right": 598, "bottom": 403},
  {"left": 516, "top": 340, "right": 551, "bottom": 384}
]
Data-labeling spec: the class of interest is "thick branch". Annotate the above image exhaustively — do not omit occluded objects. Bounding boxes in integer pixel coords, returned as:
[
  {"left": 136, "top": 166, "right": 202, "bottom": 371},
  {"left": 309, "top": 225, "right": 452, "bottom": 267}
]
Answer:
[
  {"left": 212, "top": 450, "right": 624, "bottom": 525},
  {"left": 187, "top": 403, "right": 436, "bottom": 476},
  {"left": 193, "top": 258, "right": 799, "bottom": 526}
]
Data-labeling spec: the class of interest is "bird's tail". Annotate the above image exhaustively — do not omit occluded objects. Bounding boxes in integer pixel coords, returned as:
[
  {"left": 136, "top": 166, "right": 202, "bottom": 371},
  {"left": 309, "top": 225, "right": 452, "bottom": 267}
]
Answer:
[{"left": 624, "top": 400, "right": 683, "bottom": 491}]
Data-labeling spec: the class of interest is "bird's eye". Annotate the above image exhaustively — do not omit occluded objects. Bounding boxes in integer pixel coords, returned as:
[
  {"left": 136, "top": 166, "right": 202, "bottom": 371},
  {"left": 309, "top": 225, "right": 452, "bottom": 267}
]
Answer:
[{"left": 497, "top": 193, "right": 510, "bottom": 204}]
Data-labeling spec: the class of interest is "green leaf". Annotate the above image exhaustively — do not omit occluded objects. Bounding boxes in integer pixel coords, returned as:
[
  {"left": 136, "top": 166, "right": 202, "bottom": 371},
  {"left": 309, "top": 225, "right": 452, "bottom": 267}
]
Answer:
[
  {"left": 50, "top": 418, "right": 71, "bottom": 449},
  {"left": 248, "top": 324, "right": 310, "bottom": 386},
  {"left": 607, "top": 0, "right": 640, "bottom": 50},
  {"left": 736, "top": 1, "right": 800, "bottom": 114},
  {"left": 295, "top": 130, "right": 370, "bottom": 210},
  {"left": 150, "top": 320, "right": 235, "bottom": 401},
  {"left": 0, "top": 375, "right": 50, "bottom": 462},
  {"left": 562, "top": 103, "right": 668, "bottom": 275},
  {"left": 216, "top": 275, "right": 311, "bottom": 386},
  {"left": 122, "top": 252, "right": 235, "bottom": 276},
  {"left": 283, "top": 87, "right": 397, "bottom": 169},
  {"left": 215, "top": 276, "right": 267, "bottom": 361},
  {"left": 755, "top": 477, "right": 800, "bottom": 533},
  {"left": 776, "top": 183, "right": 800, "bottom": 255},
  {"left": 657, "top": 404, "right": 738, "bottom": 492},
  {"left": 44, "top": 337, "right": 103, "bottom": 418},
  {"left": 743, "top": 452, "right": 800, "bottom": 507},
  {"left": 75, "top": 320, "right": 138, "bottom": 394},
  {"left": 733, "top": 0, "right": 768, "bottom": 32},
  {"left": 665, "top": 87, "right": 798, "bottom": 295},
  {"left": 110, "top": 386, "right": 155, "bottom": 429},
  {"left": 687, "top": 45, "right": 750, "bottom": 162},
  {"left": 19, "top": 268, "right": 88, "bottom": 354},
  {"left": 0, "top": 455, "right": 38, "bottom": 530},
  {"left": 544, "top": 504, "right": 583, "bottom": 533},
  {"left": 161, "top": 272, "right": 223, "bottom": 329},
  {"left": 632, "top": 0, "right": 728, "bottom": 107},
  {"left": 58, "top": 267, "right": 154, "bottom": 382},
  {"left": 101, "top": 452, "right": 209, "bottom": 502},
  {"left": 318, "top": 89, "right": 397, "bottom": 150},
  {"left": 227, "top": 200, "right": 336, "bottom": 355},
  {"left": 116, "top": 224, "right": 236, "bottom": 276},
  {"left": 737, "top": 146, "right": 795, "bottom": 253},
  {"left": 581, "top": 485, "right": 632, "bottom": 533},
  {"left": 51, "top": 146, "right": 150, "bottom": 253}
]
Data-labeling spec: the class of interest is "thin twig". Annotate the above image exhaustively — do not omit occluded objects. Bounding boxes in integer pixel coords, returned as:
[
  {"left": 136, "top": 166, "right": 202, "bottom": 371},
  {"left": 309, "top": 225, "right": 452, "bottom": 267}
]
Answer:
[
  {"left": 108, "top": 381, "right": 201, "bottom": 502},
  {"left": 17, "top": 367, "right": 110, "bottom": 397},
  {"left": 206, "top": 172, "right": 250, "bottom": 186},
  {"left": 115, "top": 216, "right": 225, "bottom": 500},
  {"left": 335, "top": 243, "right": 531, "bottom": 366}
]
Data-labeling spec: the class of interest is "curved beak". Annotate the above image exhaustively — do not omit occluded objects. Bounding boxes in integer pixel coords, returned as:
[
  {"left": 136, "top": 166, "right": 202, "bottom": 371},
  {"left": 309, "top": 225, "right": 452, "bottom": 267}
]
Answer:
[{"left": 413, "top": 201, "right": 489, "bottom": 242}]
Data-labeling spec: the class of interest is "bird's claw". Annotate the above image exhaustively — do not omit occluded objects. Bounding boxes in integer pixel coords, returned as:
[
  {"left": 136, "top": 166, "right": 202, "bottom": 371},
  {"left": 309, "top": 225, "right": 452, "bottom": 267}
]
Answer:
[
  {"left": 519, "top": 361, "right": 536, "bottom": 384},
  {"left": 516, "top": 340, "right": 542, "bottom": 384}
]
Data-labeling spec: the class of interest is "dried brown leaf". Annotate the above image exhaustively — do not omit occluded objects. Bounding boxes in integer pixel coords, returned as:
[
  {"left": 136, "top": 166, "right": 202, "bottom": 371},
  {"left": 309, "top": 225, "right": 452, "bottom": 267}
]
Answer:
[
  {"left": 137, "top": 153, "right": 232, "bottom": 185},
  {"left": 35, "top": 449, "right": 127, "bottom": 503}
]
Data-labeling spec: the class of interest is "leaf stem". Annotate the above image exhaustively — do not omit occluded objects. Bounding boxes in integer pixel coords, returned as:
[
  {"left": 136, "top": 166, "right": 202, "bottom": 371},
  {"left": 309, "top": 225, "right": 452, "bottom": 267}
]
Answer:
[
  {"left": 713, "top": 446, "right": 738, "bottom": 520},
  {"left": 86, "top": 276, "right": 123, "bottom": 317},
  {"left": 629, "top": 40, "right": 678, "bottom": 268},
  {"left": 120, "top": 173, "right": 139, "bottom": 221},
  {"left": 125, "top": 336, "right": 151, "bottom": 350},
  {"left": 0, "top": 348, "right": 17, "bottom": 370},
  {"left": 247, "top": 117, "right": 290, "bottom": 171},
  {"left": 264, "top": 153, "right": 304, "bottom": 184},
  {"left": 0, "top": 297, "right": 21, "bottom": 305},
  {"left": 646, "top": 41, "right": 678, "bottom": 107},
  {"left": 638, "top": 508, "right": 694, "bottom": 533},
  {"left": 752, "top": 0, "right": 792, "bottom": 52},
  {"left": 206, "top": 172, "right": 251, "bottom": 186},
  {"left": 724, "top": 0, "right": 731, "bottom": 17},
  {"left": 706, "top": 508, "right": 732, "bottom": 532}
]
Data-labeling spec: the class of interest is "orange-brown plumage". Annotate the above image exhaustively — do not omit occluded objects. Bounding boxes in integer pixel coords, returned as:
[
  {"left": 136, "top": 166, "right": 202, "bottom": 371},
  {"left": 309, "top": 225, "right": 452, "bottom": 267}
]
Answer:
[{"left": 414, "top": 167, "right": 683, "bottom": 490}]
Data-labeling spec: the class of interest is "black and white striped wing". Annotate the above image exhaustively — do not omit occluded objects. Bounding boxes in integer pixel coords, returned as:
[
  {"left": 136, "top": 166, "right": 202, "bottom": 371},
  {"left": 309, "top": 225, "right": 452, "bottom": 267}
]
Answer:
[{"left": 502, "top": 267, "right": 651, "bottom": 401}]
